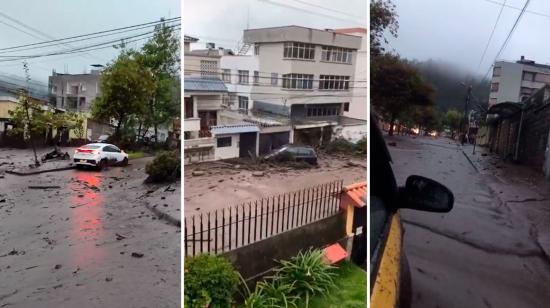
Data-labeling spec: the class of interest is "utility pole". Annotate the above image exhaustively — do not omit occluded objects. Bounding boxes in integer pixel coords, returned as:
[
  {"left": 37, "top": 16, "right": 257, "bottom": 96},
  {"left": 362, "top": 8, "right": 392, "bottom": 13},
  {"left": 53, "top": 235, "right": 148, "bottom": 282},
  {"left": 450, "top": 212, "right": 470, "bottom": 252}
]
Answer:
[{"left": 461, "top": 85, "right": 472, "bottom": 145}]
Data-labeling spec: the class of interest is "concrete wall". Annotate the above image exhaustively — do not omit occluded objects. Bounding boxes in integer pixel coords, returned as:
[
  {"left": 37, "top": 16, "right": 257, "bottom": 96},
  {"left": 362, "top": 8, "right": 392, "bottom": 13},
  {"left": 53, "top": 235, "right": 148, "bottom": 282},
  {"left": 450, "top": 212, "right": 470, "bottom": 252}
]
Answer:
[
  {"left": 214, "top": 133, "right": 239, "bottom": 160},
  {"left": 224, "top": 213, "right": 346, "bottom": 280}
]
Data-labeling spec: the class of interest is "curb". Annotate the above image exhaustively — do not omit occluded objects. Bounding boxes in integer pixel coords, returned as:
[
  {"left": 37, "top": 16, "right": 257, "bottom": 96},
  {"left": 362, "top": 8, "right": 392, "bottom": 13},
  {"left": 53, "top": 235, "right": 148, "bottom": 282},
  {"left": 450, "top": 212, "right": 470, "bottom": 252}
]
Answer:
[
  {"left": 6, "top": 165, "right": 76, "bottom": 176},
  {"left": 462, "top": 150, "right": 479, "bottom": 173},
  {"left": 145, "top": 203, "right": 181, "bottom": 227}
]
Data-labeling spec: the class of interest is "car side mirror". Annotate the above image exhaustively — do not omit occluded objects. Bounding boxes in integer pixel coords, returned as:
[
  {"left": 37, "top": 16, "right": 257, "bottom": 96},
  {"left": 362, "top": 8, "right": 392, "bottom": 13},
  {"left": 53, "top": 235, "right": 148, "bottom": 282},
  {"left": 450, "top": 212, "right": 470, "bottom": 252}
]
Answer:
[{"left": 399, "top": 175, "right": 454, "bottom": 212}]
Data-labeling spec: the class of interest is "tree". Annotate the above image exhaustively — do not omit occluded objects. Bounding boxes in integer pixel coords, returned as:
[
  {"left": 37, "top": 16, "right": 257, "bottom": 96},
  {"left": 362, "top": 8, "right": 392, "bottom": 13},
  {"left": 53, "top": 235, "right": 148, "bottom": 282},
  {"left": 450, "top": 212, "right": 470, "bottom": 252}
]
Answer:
[
  {"left": 136, "top": 20, "right": 180, "bottom": 144},
  {"left": 371, "top": 54, "right": 435, "bottom": 136},
  {"left": 370, "top": 0, "right": 399, "bottom": 57},
  {"left": 91, "top": 52, "right": 155, "bottom": 138},
  {"left": 444, "top": 109, "right": 462, "bottom": 138}
]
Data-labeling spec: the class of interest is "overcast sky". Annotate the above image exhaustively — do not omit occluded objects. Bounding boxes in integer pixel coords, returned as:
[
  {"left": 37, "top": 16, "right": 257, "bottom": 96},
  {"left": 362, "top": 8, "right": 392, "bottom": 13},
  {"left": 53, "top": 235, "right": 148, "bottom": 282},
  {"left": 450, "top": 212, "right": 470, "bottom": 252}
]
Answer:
[
  {"left": 388, "top": 0, "right": 550, "bottom": 78},
  {"left": 0, "top": 0, "right": 179, "bottom": 84},
  {"left": 184, "top": 0, "right": 367, "bottom": 50}
]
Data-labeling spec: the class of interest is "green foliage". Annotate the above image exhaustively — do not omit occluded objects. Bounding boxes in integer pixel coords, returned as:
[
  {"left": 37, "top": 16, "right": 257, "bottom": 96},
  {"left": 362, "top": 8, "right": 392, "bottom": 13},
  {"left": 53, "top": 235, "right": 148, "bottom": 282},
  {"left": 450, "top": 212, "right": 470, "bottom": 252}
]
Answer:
[
  {"left": 244, "top": 279, "right": 298, "bottom": 308},
  {"left": 184, "top": 254, "right": 240, "bottom": 308},
  {"left": 273, "top": 249, "right": 337, "bottom": 307},
  {"left": 325, "top": 138, "right": 366, "bottom": 155},
  {"left": 91, "top": 52, "right": 155, "bottom": 136},
  {"left": 145, "top": 150, "right": 181, "bottom": 182},
  {"left": 444, "top": 109, "right": 462, "bottom": 136},
  {"left": 371, "top": 54, "right": 435, "bottom": 135},
  {"left": 370, "top": 0, "right": 399, "bottom": 57}
]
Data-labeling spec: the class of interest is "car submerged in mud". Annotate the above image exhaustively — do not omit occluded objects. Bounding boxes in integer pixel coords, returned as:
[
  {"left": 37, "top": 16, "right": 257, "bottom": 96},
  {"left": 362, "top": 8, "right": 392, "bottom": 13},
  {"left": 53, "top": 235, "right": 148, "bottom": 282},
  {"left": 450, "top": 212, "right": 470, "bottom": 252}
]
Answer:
[
  {"left": 73, "top": 143, "right": 128, "bottom": 170},
  {"left": 263, "top": 144, "right": 318, "bottom": 165}
]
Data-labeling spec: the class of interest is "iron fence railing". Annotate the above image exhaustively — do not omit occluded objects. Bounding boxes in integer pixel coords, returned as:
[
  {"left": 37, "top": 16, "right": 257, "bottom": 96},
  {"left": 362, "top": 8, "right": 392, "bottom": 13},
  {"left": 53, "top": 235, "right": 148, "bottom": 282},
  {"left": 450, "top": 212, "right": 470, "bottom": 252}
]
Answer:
[{"left": 184, "top": 180, "right": 344, "bottom": 257}]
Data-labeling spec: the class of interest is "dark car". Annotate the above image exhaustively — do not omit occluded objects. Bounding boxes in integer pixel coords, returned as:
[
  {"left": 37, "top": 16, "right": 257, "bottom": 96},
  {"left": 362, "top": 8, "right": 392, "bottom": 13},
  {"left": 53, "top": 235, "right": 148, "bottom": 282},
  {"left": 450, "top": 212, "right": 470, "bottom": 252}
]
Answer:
[
  {"left": 264, "top": 144, "right": 318, "bottom": 165},
  {"left": 370, "top": 116, "right": 454, "bottom": 307}
]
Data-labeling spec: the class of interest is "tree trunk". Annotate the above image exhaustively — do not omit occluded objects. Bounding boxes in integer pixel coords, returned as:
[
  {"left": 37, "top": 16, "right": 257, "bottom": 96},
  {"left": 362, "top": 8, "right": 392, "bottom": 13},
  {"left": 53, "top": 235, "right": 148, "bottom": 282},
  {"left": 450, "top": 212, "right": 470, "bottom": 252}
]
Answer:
[
  {"left": 154, "top": 124, "right": 158, "bottom": 144},
  {"left": 388, "top": 114, "right": 396, "bottom": 136}
]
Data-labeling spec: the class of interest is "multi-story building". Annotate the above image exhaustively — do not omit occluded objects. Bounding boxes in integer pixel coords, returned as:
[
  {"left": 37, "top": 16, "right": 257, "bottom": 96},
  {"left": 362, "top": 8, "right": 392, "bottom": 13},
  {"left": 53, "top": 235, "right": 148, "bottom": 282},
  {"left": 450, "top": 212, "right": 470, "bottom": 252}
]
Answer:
[
  {"left": 489, "top": 56, "right": 550, "bottom": 107},
  {"left": 219, "top": 26, "right": 365, "bottom": 152},
  {"left": 49, "top": 70, "right": 101, "bottom": 112},
  {"left": 184, "top": 35, "right": 260, "bottom": 163}
]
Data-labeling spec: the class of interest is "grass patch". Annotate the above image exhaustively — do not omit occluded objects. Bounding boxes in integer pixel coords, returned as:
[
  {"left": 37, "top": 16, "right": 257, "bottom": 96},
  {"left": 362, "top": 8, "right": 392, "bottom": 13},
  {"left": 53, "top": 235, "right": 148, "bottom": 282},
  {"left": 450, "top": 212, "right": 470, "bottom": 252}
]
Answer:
[
  {"left": 127, "top": 151, "right": 148, "bottom": 160},
  {"left": 304, "top": 261, "right": 367, "bottom": 308}
]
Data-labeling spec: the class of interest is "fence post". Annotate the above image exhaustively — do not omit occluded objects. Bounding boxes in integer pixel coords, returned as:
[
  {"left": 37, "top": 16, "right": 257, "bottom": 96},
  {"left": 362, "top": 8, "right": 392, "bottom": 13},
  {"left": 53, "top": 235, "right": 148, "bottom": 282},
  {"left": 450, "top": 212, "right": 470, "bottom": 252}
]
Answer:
[
  {"left": 200, "top": 213, "right": 204, "bottom": 254},
  {"left": 184, "top": 217, "right": 188, "bottom": 257},
  {"left": 207, "top": 212, "right": 211, "bottom": 253},
  {"left": 229, "top": 207, "right": 232, "bottom": 250},
  {"left": 248, "top": 202, "right": 252, "bottom": 245},
  {"left": 215, "top": 210, "right": 218, "bottom": 254},
  {"left": 241, "top": 204, "right": 245, "bottom": 247},
  {"left": 222, "top": 209, "right": 226, "bottom": 253},
  {"left": 192, "top": 215, "right": 196, "bottom": 256},
  {"left": 235, "top": 205, "right": 239, "bottom": 249}
]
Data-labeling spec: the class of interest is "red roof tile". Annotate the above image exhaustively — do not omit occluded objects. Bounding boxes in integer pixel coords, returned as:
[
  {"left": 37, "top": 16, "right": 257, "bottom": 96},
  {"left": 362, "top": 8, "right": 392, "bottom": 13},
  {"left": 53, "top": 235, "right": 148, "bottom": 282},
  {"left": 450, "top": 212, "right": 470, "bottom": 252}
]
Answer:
[{"left": 342, "top": 182, "right": 367, "bottom": 208}]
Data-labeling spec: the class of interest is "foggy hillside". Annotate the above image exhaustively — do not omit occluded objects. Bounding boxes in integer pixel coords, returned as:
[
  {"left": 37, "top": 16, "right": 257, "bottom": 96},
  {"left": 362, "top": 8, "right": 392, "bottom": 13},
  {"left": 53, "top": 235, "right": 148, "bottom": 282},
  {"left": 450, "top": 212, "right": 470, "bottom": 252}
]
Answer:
[{"left": 407, "top": 59, "right": 490, "bottom": 112}]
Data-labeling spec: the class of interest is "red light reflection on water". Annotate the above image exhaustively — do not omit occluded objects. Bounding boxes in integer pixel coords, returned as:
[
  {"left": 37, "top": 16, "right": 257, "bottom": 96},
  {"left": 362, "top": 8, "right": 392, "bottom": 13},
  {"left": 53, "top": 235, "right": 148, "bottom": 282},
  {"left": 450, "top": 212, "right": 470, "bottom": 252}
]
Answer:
[{"left": 69, "top": 172, "right": 105, "bottom": 266}]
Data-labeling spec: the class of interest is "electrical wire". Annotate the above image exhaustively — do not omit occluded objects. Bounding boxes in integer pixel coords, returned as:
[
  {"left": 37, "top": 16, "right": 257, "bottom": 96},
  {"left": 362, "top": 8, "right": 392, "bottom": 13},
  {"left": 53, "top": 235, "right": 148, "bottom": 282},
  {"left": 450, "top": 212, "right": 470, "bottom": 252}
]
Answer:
[{"left": 476, "top": 0, "right": 507, "bottom": 74}]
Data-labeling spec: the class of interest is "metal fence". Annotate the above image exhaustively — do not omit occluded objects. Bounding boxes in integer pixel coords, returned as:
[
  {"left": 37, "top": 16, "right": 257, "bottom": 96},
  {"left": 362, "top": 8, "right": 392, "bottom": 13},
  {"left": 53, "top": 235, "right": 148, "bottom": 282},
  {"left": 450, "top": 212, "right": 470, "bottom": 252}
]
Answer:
[{"left": 184, "top": 180, "right": 344, "bottom": 257}]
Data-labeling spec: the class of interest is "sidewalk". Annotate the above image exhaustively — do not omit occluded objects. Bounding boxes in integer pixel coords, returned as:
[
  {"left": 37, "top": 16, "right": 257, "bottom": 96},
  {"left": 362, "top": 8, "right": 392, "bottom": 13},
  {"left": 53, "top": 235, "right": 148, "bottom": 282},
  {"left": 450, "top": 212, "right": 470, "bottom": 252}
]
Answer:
[{"left": 461, "top": 143, "right": 550, "bottom": 261}]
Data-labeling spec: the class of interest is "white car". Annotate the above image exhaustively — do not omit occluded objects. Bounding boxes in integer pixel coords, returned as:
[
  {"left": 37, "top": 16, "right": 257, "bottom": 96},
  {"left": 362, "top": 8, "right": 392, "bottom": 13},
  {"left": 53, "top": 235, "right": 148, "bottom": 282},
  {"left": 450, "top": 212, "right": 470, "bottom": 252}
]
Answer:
[{"left": 73, "top": 143, "right": 128, "bottom": 170}]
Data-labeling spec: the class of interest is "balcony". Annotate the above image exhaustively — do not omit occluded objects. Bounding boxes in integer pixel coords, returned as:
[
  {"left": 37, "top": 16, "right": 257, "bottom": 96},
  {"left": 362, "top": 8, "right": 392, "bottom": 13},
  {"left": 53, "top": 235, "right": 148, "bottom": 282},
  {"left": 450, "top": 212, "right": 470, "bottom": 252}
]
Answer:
[{"left": 183, "top": 117, "right": 200, "bottom": 132}]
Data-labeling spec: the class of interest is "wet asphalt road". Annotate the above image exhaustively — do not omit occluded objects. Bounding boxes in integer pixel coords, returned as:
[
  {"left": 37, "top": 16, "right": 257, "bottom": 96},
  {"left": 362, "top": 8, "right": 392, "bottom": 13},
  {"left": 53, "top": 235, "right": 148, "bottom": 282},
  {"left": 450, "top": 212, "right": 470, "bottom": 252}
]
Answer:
[
  {"left": 389, "top": 136, "right": 550, "bottom": 308},
  {"left": 0, "top": 157, "right": 180, "bottom": 308}
]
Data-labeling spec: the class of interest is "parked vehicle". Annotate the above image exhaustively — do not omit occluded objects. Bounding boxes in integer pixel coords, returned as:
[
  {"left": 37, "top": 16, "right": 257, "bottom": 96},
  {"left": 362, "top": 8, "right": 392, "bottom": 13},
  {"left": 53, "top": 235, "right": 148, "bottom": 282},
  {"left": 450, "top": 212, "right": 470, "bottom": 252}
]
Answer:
[
  {"left": 95, "top": 134, "right": 111, "bottom": 143},
  {"left": 263, "top": 144, "right": 318, "bottom": 165},
  {"left": 73, "top": 143, "right": 128, "bottom": 170},
  {"left": 370, "top": 118, "right": 454, "bottom": 308}
]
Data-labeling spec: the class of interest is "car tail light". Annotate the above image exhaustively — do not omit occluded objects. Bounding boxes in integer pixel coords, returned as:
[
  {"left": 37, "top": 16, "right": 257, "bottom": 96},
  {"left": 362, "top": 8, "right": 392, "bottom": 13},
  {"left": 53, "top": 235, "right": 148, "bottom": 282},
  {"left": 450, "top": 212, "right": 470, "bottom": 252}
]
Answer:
[{"left": 76, "top": 148, "right": 96, "bottom": 154}]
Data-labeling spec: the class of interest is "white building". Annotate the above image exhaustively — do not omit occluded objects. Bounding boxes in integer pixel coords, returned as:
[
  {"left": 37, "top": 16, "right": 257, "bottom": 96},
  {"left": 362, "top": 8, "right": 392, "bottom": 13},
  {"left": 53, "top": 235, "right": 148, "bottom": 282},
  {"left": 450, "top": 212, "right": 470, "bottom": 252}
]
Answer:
[
  {"left": 219, "top": 25, "right": 366, "bottom": 153},
  {"left": 490, "top": 56, "right": 550, "bottom": 107}
]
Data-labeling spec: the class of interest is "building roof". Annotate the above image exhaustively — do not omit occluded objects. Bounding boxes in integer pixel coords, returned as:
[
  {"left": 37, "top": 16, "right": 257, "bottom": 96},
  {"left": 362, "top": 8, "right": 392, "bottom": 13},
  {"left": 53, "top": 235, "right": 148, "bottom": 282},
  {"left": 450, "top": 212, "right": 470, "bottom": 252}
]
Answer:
[
  {"left": 184, "top": 77, "right": 227, "bottom": 92},
  {"left": 211, "top": 123, "right": 259, "bottom": 135},
  {"left": 184, "top": 35, "right": 199, "bottom": 43},
  {"left": 243, "top": 25, "right": 362, "bottom": 49},
  {"left": 341, "top": 182, "right": 367, "bottom": 208},
  {"left": 335, "top": 28, "right": 368, "bottom": 34}
]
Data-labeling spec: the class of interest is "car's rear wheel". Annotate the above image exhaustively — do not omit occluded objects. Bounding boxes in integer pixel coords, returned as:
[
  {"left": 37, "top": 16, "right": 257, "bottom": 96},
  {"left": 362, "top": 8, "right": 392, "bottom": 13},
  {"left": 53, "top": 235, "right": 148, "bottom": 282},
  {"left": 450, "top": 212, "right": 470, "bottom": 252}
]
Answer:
[
  {"left": 121, "top": 157, "right": 128, "bottom": 166},
  {"left": 97, "top": 159, "right": 107, "bottom": 171}
]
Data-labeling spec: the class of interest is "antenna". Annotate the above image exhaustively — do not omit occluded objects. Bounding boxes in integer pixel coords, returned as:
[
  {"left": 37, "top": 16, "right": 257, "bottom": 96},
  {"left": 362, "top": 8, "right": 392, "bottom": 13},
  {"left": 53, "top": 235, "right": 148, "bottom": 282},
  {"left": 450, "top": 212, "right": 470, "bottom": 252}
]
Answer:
[{"left": 246, "top": 0, "right": 250, "bottom": 30}]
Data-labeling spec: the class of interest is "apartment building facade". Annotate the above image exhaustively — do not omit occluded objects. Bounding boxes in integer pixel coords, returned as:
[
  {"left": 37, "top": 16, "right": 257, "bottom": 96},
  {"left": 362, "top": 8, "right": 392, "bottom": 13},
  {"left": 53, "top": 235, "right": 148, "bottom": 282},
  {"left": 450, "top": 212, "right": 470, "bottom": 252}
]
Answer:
[
  {"left": 490, "top": 56, "right": 550, "bottom": 107},
  {"left": 219, "top": 26, "right": 364, "bottom": 151},
  {"left": 49, "top": 70, "right": 101, "bottom": 112}
]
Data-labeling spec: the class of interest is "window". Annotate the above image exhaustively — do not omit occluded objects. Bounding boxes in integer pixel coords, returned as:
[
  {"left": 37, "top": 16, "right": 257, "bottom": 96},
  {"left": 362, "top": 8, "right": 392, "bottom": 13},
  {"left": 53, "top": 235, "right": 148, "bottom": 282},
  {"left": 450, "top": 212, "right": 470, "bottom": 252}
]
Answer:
[
  {"left": 344, "top": 102, "right": 350, "bottom": 112},
  {"left": 282, "top": 73, "right": 314, "bottom": 89},
  {"left": 305, "top": 104, "right": 341, "bottom": 117},
  {"left": 200, "top": 60, "right": 218, "bottom": 79},
  {"left": 217, "top": 136, "right": 232, "bottom": 147},
  {"left": 321, "top": 46, "right": 353, "bottom": 64},
  {"left": 70, "top": 85, "right": 79, "bottom": 95},
  {"left": 51, "top": 86, "right": 57, "bottom": 94},
  {"left": 222, "top": 69, "right": 231, "bottom": 82},
  {"left": 254, "top": 45, "right": 260, "bottom": 55},
  {"left": 490, "top": 83, "right": 499, "bottom": 92},
  {"left": 238, "top": 96, "right": 249, "bottom": 113},
  {"left": 283, "top": 42, "right": 315, "bottom": 60},
  {"left": 319, "top": 75, "right": 350, "bottom": 90},
  {"left": 271, "top": 73, "right": 278, "bottom": 86},
  {"left": 520, "top": 87, "right": 533, "bottom": 95},
  {"left": 238, "top": 70, "right": 249, "bottom": 84},
  {"left": 523, "top": 71, "right": 536, "bottom": 82},
  {"left": 253, "top": 71, "right": 260, "bottom": 85},
  {"left": 493, "top": 66, "right": 502, "bottom": 77}
]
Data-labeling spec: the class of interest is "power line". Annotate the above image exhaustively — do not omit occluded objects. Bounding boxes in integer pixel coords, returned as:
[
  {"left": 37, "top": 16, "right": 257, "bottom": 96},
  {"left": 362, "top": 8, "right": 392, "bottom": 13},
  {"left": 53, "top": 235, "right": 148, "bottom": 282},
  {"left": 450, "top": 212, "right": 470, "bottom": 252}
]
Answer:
[
  {"left": 481, "top": 0, "right": 550, "bottom": 19},
  {"left": 285, "top": 0, "right": 364, "bottom": 20},
  {"left": 0, "top": 25, "right": 181, "bottom": 63},
  {"left": 481, "top": 0, "right": 530, "bottom": 81},
  {"left": 0, "top": 17, "right": 181, "bottom": 52},
  {"left": 256, "top": 0, "right": 367, "bottom": 25},
  {"left": 476, "top": 0, "right": 507, "bottom": 74},
  {"left": 0, "top": 12, "right": 103, "bottom": 62},
  {"left": 0, "top": 19, "right": 181, "bottom": 55}
]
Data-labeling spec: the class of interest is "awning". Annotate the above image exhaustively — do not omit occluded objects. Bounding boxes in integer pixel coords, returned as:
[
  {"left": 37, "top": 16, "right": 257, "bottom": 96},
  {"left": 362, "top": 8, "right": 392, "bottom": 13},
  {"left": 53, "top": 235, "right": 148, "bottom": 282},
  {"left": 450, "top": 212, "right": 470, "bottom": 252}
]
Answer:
[
  {"left": 184, "top": 77, "right": 227, "bottom": 93},
  {"left": 211, "top": 123, "right": 259, "bottom": 135},
  {"left": 487, "top": 102, "right": 522, "bottom": 117}
]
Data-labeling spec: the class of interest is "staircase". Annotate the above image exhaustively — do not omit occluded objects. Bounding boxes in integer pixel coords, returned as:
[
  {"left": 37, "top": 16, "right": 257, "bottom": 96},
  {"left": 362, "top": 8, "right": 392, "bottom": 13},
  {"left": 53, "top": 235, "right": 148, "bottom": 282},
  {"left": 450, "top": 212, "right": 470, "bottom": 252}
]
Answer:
[{"left": 237, "top": 42, "right": 251, "bottom": 55}]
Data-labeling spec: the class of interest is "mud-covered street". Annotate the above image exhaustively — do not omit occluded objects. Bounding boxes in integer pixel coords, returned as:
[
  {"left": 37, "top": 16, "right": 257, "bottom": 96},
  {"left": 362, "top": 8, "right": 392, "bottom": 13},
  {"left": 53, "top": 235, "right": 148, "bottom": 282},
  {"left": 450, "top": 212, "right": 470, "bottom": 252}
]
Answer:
[
  {"left": 0, "top": 152, "right": 180, "bottom": 308},
  {"left": 184, "top": 153, "right": 366, "bottom": 216},
  {"left": 388, "top": 135, "right": 550, "bottom": 308}
]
